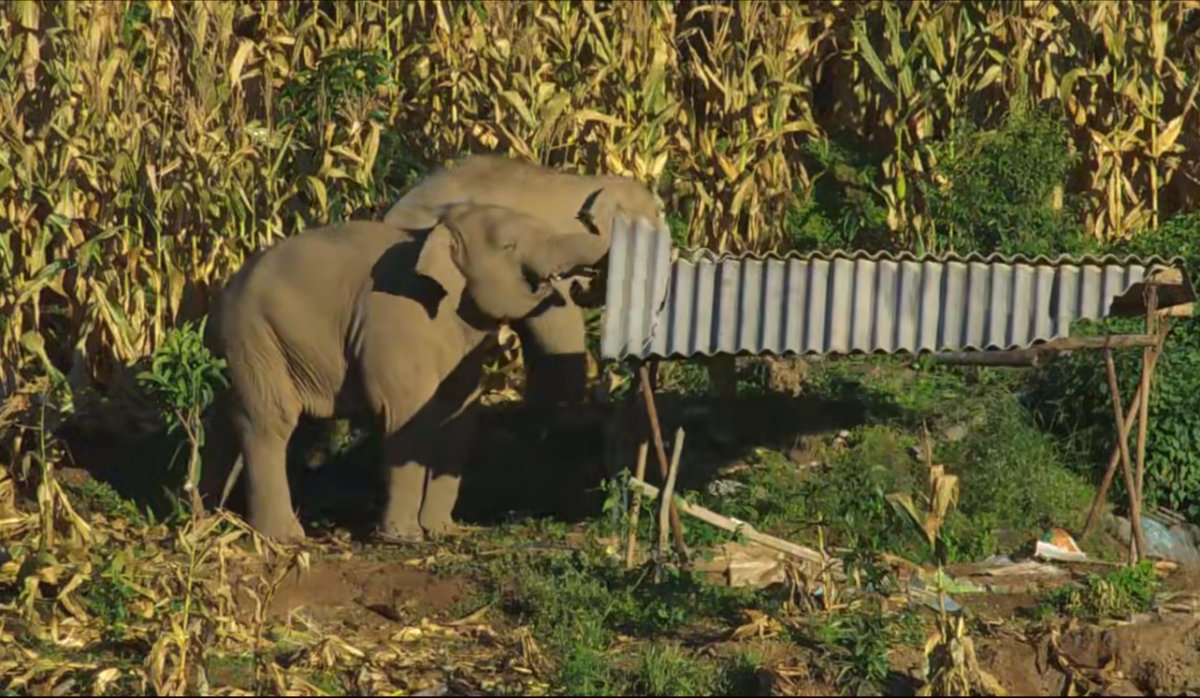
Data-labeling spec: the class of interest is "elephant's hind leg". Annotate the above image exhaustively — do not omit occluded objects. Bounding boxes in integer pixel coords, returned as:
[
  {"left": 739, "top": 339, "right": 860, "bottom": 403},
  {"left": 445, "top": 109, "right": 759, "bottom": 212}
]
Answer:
[
  {"left": 226, "top": 336, "right": 305, "bottom": 543},
  {"left": 237, "top": 419, "right": 305, "bottom": 542}
]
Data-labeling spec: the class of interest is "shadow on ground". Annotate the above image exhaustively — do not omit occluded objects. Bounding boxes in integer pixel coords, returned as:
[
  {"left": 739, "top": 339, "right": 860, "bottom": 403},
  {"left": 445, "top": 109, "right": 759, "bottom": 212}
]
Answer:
[{"left": 60, "top": 388, "right": 876, "bottom": 539}]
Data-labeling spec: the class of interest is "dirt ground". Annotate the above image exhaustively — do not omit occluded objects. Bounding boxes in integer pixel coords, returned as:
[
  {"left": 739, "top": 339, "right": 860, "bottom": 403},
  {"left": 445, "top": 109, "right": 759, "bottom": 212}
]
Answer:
[{"left": 207, "top": 533, "right": 1200, "bottom": 697}]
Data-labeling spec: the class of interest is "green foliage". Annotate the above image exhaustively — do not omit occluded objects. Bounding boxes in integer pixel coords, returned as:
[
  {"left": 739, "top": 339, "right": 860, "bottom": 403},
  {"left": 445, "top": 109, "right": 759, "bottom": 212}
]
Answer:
[
  {"left": 1028, "top": 212, "right": 1200, "bottom": 517},
  {"left": 69, "top": 478, "right": 148, "bottom": 528},
  {"left": 705, "top": 358, "right": 1095, "bottom": 566},
  {"left": 83, "top": 553, "right": 137, "bottom": 641},
  {"left": 940, "top": 394, "right": 1095, "bottom": 556},
  {"left": 1039, "top": 561, "right": 1160, "bottom": 620},
  {"left": 279, "top": 48, "right": 395, "bottom": 137},
  {"left": 656, "top": 361, "right": 711, "bottom": 396},
  {"left": 921, "top": 104, "right": 1088, "bottom": 256},
  {"left": 788, "top": 138, "right": 894, "bottom": 253},
  {"left": 137, "top": 319, "right": 228, "bottom": 505},
  {"left": 459, "top": 527, "right": 772, "bottom": 696},
  {"left": 797, "top": 603, "right": 923, "bottom": 696},
  {"left": 629, "top": 643, "right": 724, "bottom": 697},
  {"left": 137, "top": 320, "right": 228, "bottom": 438}
]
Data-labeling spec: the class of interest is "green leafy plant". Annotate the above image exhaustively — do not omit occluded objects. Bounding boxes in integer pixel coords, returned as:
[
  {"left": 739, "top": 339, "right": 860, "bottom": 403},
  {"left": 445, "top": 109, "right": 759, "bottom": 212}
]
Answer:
[
  {"left": 83, "top": 552, "right": 138, "bottom": 642},
  {"left": 1039, "top": 561, "right": 1160, "bottom": 620},
  {"left": 137, "top": 319, "right": 229, "bottom": 513},
  {"left": 801, "top": 603, "right": 919, "bottom": 696}
]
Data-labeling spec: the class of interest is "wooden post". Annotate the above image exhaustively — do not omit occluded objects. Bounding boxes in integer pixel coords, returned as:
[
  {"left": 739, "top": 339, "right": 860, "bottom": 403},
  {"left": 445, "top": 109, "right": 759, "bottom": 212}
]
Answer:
[
  {"left": 1081, "top": 328, "right": 1168, "bottom": 539},
  {"left": 657, "top": 428, "right": 685, "bottom": 563},
  {"left": 624, "top": 442, "right": 649, "bottom": 569},
  {"left": 1133, "top": 285, "right": 1159, "bottom": 561},
  {"left": 1101, "top": 348, "right": 1146, "bottom": 562},
  {"left": 637, "top": 364, "right": 690, "bottom": 563}
]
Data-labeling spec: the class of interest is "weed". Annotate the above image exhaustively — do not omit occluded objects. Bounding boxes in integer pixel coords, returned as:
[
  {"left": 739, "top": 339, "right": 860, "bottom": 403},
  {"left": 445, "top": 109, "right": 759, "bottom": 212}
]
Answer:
[
  {"left": 71, "top": 478, "right": 147, "bottom": 527},
  {"left": 1039, "top": 561, "right": 1160, "bottom": 620},
  {"left": 630, "top": 643, "right": 723, "bottom": 696},
  {"left": 206, "top": 653, "right": 256, "bottom": 691},
  {"left": 82, "top": 553, "right": 137, "bottom": 642},
  {"left": 306, "top": 671, "right": 348, "bottom": 696},
  {"left": 797, "top": 603, "right": 918, "bottom": 697},
  {"left": 723, "top": 649, "right": 766, "bottom": 695}
]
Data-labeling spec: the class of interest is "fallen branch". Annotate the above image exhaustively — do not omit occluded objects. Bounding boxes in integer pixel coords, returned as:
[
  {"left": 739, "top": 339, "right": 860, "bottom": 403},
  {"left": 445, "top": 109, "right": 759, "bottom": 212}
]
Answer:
[{"left": 629, "top": 477, "right": 841, "bottom": 575}]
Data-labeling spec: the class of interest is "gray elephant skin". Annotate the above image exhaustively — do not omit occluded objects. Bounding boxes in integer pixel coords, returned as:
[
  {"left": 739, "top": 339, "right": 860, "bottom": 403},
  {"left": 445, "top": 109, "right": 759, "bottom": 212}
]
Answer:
[
  {"left": 384, "top": 154, "right": 669, "bottom": 409},
  {"left": 206, "top": 204, "right": 608, "bottom": 542}
]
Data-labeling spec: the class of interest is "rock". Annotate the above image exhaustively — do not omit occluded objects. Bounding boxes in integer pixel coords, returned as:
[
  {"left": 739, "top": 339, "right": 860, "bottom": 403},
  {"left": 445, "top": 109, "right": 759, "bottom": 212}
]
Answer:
[
  {"left": 942, "top": 424, "right": 970, "bottom": 443},
  {"left": 707, "top": 479, "right": 747, "bottom": 498},
  {"left": 761, "top": 356, "right": 810, "bottom": 397}
]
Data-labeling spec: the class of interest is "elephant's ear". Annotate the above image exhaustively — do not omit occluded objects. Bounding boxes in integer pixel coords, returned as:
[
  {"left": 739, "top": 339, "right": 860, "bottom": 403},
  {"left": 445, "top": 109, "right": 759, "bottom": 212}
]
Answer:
[{"left": 414, "top": 224, "right": 466, "bottom": 303}]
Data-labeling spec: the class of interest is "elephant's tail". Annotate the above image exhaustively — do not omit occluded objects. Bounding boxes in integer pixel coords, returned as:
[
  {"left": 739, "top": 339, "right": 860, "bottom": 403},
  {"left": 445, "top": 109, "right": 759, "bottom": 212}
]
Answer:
[{"left": 198, "top": 385, "right": 246, "bottom": 513}]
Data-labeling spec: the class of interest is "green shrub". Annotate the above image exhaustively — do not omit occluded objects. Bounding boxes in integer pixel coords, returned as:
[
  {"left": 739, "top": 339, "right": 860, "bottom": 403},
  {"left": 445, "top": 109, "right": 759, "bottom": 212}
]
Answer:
[
  {"left": 921, "top": 103, "right": 1089, "bottom": 256},
  {"left": 787, "top": 137, "right": 894, "bottom": 253},
  {"left": 1028, "top": 212, "right": 1200, "bottom": 518}
]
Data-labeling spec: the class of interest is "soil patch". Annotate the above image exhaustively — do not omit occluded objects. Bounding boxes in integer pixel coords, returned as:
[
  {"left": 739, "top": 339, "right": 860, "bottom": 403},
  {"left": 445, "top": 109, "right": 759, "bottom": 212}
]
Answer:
[{"left": 230, "top": 554, "right": 476, "bottom": 639}]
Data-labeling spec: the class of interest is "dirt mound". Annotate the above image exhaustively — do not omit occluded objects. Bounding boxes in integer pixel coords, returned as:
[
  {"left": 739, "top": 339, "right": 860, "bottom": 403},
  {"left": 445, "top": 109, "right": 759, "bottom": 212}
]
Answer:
[
  {"left": 231, "top": 555, "right": 476, "bottom": 641},
  {"left": 1058, "top": 617, "right": 1200, "bottom": 696}
]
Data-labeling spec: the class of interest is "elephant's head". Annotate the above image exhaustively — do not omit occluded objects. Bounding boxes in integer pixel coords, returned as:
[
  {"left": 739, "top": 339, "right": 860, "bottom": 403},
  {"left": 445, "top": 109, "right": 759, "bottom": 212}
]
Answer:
[
  {"left": 578, "top": 175, "right": 668, "bottom": 242},
  {"left": 415, "top": 203, "right": 609, "bottom": 322}
]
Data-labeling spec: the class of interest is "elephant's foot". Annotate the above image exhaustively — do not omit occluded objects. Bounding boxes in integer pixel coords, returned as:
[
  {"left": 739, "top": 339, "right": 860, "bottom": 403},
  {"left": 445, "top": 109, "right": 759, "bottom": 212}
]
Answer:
[
  {"left": 420, "top": 516, "right": 466, "bottom": 539},
  {"left": 376, "top": 521, "right": 427, "bottom": 545},
  {"left": 250, "top": 511, "right": 307, "bottom": 544}
]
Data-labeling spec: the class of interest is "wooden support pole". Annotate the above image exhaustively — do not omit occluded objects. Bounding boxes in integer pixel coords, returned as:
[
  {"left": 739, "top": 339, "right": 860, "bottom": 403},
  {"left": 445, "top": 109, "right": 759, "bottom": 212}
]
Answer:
[
  {"left": 931, "top": 350, "right": 1042, "bottom": 368},
  {"left": 624, "top": 442, "right": 649, "bottom": 569},
  {"left": 657, "top": 428, "right": 685, "bottom": 563},
  {"left": 637, "top": 364, "right": 689, "bottom": 563},
  {"left": 1081, "top": 327, "right": 1168, "bottom": 540},
  {"left": 1102, "top": 348, "right": 1146, "bottom": 562},
  {"left": 1133, "top": 286, "right": 1160, "bottom": 563}
]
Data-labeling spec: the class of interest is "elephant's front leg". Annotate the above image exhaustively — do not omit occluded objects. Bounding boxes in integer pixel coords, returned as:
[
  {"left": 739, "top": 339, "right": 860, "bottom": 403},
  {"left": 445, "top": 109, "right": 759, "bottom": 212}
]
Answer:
[
  {"left": 236, "top": 418, "right": 305, "bottom": 543},
  {"left": 380, "top": 433, "right": 431, "bottom": 542},
  {"left": 419, "top": 406, "right": 479, "bottom": 536}
]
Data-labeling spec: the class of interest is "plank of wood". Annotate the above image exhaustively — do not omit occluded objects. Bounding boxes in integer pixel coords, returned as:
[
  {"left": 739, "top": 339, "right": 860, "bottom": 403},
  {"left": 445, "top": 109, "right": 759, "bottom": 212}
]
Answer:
[{"left": 629, "top": 477, "right": 840, "bottom": 574}]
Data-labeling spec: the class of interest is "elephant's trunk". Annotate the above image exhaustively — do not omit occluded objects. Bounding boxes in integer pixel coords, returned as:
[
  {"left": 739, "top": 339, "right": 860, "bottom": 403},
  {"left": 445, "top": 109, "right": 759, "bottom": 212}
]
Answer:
[{"left": 525, "top": 233, "right": 610, "bottom": 281}]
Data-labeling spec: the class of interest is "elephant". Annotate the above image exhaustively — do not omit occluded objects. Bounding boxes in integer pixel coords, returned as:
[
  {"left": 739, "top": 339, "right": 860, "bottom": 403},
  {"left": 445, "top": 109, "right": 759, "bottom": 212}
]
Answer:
[
  {"left": 383, "top": 154, "right": 669, "bottom": 410},
  {"left": 206, "top": 203, "right": 609, "bottom": 542}
]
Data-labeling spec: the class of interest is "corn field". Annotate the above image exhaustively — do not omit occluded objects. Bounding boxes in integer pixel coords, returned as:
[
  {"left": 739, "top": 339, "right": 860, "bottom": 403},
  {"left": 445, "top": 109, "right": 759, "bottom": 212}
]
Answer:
[{"left": 1, "top": 0, "right": 1199, "bottom": 420}]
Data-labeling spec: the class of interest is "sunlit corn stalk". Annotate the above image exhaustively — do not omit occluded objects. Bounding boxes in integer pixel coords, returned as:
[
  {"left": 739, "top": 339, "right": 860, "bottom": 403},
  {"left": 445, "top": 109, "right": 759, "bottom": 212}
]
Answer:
[{"left": 2, "top": 0, "right": 1199, "bottom": 437}]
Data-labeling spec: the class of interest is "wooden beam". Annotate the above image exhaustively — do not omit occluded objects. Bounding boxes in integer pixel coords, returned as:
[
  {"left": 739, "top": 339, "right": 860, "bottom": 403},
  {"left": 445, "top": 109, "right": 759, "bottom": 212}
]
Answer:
[
  {"left": 629, "top": 477, "right": 839, "bottom": 574},
  {"left": 932, "top": 334, "right": 1162, "bottom": 367},
  {"left": 1159, "top": 302, "right": 1194, "bottom": 318}
]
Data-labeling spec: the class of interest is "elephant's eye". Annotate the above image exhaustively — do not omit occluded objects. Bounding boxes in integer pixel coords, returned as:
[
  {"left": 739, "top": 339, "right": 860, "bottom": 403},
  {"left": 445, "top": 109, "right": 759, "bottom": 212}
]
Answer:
[{"left": 502, "top": 241, "right": 517, "bottom": 252}]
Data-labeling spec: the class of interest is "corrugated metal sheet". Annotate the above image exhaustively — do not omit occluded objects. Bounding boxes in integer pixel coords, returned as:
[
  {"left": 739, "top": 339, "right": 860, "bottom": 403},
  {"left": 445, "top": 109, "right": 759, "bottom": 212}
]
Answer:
[{"left": 600, "top": 217, "right": 1194, "bottom": 361}]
